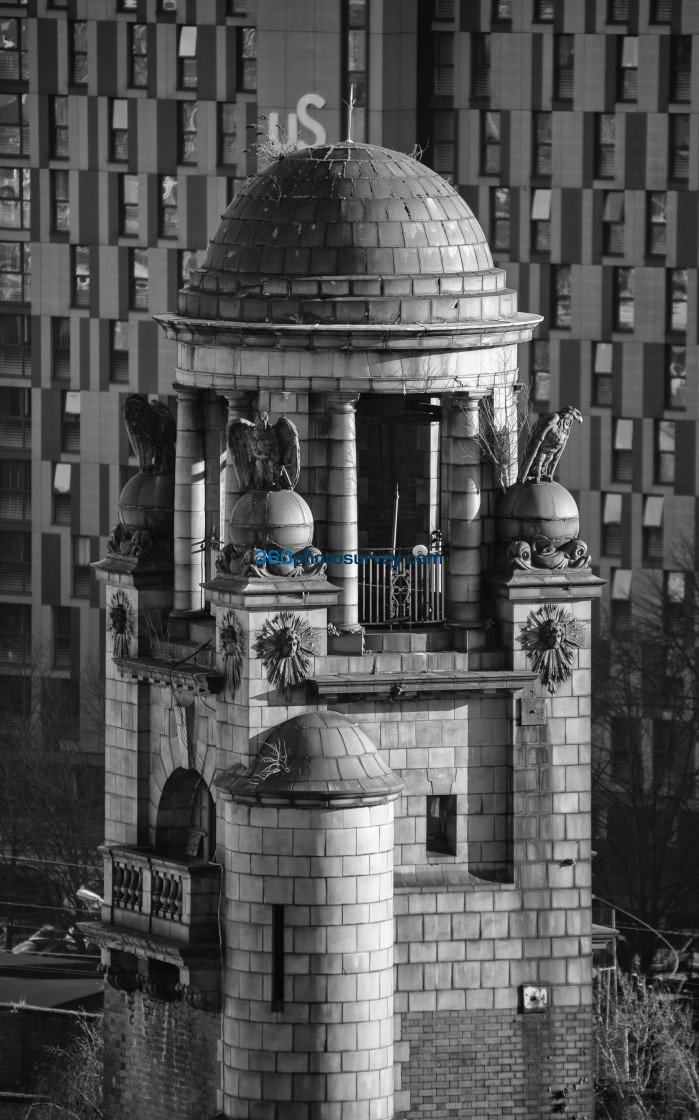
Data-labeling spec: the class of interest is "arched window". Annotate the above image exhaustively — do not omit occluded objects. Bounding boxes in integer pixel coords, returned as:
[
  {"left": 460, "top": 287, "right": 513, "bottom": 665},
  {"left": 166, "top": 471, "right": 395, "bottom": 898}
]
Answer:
[{"left": 155, "top": 768, "right": 216, "bottom": 861}]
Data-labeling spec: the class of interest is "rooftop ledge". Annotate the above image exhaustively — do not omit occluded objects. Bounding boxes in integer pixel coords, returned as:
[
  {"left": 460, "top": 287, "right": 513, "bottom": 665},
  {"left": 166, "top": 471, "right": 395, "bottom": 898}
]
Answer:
[{"left": 313, "top": 668, "right": 537, "bottom": 702}]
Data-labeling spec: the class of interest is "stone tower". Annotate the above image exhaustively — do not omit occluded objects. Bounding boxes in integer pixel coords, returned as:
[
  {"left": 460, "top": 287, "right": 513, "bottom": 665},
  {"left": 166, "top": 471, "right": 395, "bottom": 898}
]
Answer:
[{"left": 90, "top": 144, "right": 602, "bottom": 1120}]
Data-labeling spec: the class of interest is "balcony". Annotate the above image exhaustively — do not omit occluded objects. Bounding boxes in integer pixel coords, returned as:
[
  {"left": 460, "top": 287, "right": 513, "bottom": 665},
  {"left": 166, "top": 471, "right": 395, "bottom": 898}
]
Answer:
[
  {"left": 101, "top": 846, "right": 221, "bottom": 945},
  {"left": 359, "top": 544, "right": 444, "bottom": 627}
]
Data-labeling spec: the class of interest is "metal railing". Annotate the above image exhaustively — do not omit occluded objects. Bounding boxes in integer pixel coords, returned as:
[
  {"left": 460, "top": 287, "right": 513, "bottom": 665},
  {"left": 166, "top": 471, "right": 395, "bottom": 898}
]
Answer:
[{"left": 359, "top": 545, "right": 444, "bottom": 628}]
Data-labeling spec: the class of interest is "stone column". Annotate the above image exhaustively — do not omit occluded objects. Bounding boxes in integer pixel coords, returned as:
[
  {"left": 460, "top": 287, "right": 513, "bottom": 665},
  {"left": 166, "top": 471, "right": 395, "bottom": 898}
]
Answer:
[
  {"left": 202, "top": 392, "right": 224, "bottom": 581},
  {"left": 223, "top": 390, "right": 256, "bottom": 541},
  {"left": 173, "top": 386, "right": 205, "bottom": 614},
  {"left": 324, "top": 392, "right": 359, "bottom": 629},
  {"left": 441, "top": 393, "right": 483, "bottom": 632}
]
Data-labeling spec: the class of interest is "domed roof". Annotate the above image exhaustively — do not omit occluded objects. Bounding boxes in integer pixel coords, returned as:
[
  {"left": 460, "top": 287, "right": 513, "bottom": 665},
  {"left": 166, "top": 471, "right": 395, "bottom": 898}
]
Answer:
[
  {"left": 222, "top": 710, "right": 403, "bottom": 806},
  {"left": 178, "top": 143, "right": 517, "bottom": 327}
]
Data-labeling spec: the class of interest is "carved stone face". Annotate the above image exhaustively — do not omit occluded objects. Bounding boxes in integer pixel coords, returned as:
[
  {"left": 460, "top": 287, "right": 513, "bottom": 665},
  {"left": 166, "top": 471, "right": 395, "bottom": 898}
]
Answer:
[
  {"left": 540, "top": 619, "right": 564, "bottom": 649},
  {"left": 109, "top": 603, "right": 128, "bottom": 635},
  {"left": 280, "top": 628, "right": 300, "bottom": 659}
]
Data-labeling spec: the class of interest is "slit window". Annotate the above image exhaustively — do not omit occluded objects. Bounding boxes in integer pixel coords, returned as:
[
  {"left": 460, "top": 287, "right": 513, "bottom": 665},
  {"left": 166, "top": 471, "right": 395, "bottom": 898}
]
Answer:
[
  {"left": 655, "top": 420, "right": 675, "bottom": 483},
  {"left": 50, "top": 95, "right": 68, "bottom": 159},
  {"left": 593, "top": 342, "right": 613, "bottom": 406},
  {"left": 648, "top": 191, "right": 667, "bottom": 256},
  {"left": 272, "top": 904, "right": 284, "bottom": 1010},
  {"left": 603, "top": 192, "right": 625, "bottom": 255},
  {"left": 602, "top": 492, "right": 623, "bottom": 556},
  {"left": 614, "top": 266, "right": 634, "bottom": 331},
  {"left": 670, "top": 37, "right": 691, "bottom": 103},
  {"left": 178, "top": 26, "right": 197, "bottom": 89},
  {"left": 0, "top": 241, "right": 30, "bottom": 302},
  {"left": 481, "top": 111, "right": 501, "bottom": 175},
  {"left": 532, "top": 188, "right": 551, "bottom": 252},
  {"left": 492, "top": 187, "right": 510, "bottom": 252},
  {"left": 73, "top": 245, "right": 89, "bottom": 308},
  {"left": 670, "top": 115, "right": 689, "bottom": 181},
  {"left": 110, "top": 321, "right": 129, "bottom": 384},
  {"left": 52, "top": 169, "right": 69, "bottom": 233},
  {"left": 129, "top": 24, "right": 148, "bottom": 88},
  {"left": 70, "top": 21, "right": 87, "bottom": 84},
  {"left": 613, "top": 418, "right": 633, "bottom": 481},
  {"left": 595, "top": 114, "right": 616, "bottom": 179},
  {"left": 555, "top": 35, "right": 574, "bottom": 100},
  {"left": 643, "top": 495, "right": 664, "bottom": 559},
  {"left": 666, "top": 344, "right": 686, "bottom": 409},
  {"left": 111, "top": 99, "right": 128, "bottom": 161},
  {"left": 533, "top": 112, "right": 552, "bottom": 177},
  {"left": 0, "top": 385, "right": 29, "bottom": 448},
  {"left": 552, "top": 264, "right": 571, "bottom": 329},
  {"left": 668, "top": 268, "right": 687, "bottom": 333},
  {"left": 238, "top": 26, "right": 257, "bottom": 91},
  {"left": 618, "top": 37, "right": 638, "bottom": 101},
  {"left": 62, "top": 390, "right": 80, "bottom": 453},
  {"left": 52, "top": 462, "right": 72, "bottom": 525},
  {"left": 160, "top": 176, "right": 178, "bottom": 238}
]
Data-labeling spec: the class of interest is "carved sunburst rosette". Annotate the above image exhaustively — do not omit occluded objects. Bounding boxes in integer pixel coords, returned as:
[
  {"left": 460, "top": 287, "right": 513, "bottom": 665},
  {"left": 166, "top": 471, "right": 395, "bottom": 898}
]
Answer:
[
  {"left": 518, "top": 605, "right": 586, "bottom": 694},
  {"left": 107, "top": 590, "right": 135, "bottom": 658},
  {"left": 219, "top": 611, "right": 245, "bottom": 693},
  {"left": 254, "top": 611, "right": 319, "bottom": 691}
]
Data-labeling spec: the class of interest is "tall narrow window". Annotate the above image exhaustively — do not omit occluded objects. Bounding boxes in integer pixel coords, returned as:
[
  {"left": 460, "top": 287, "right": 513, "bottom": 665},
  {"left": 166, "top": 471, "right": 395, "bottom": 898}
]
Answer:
[
  {"left": 0, "top": 18, "right": 28, "bottom": 81},
  {"left": 160, "top": 175, "right": 178, "bottom": 238},
  {"left": 655, "top": 420, "right": 675, "bottom": 483},
  {"left": 647, "top": 192, "right": 667, "bottom": 255},
  {"left": 532, "top": 339, "right": 550, "bottom": 404},
  {"left": 70, "top": 21, "right": 87, "bottom": 84},
  {"left": 110, "top": 320, "right": 129, "bottom": 384},
  {"left": 618, "top": 37, "right": 638, "bottom": 101},
  {"left": 596, "top": 114, "right": 616, "bottom": 178},
  {"left": 651, "top": 0, "right": 672, "bottom": 21},
  {"left": 53, "top": 606, "right": 72, "bottom": 669},
  {"left": 119, "top": 174, "right": 139, "bottom": 236},
  {"left": 608, "top": 0, "right": 629, "bottom": 22},
  {"left": 219, "top": 104, "right": 237, "bottom": 166},
  {"left": 532, "top": 189, "right": 552, "bottom": 252},
  {"left": 52, "top": 462, "right": 71, "bottom": 524},
  {"left": 0, "top": 167, "right": 30, "bottom": 229},
  {"left": 613, "top": 418, "right": 633, "bottom": 481},
  {"left": 111, "top": 99, "right": 128, "bottom": 161},
  {"left": 643, "top": 495, "right": 664, "bottom": 559},
  {"left": 344, "top": 0, "right": 367, "bottom": 142},
  {"left": 51, "top": 169, "right": 69, "bottom": 232},
  {"left": 73, "top": 245, "right": 89, "bottom": 307},
  {"left": 610, "top": 568, "right": 632, "bottom": 632},
  {"left": 0, "top": 458, "right": 30, "bottom": 518},
  {"left": 492, "top": 187, "right": 510, "bottom": 252},
  {"left": 51, "top": 95, "right": 68, "bottom": 159},
  {"left": 0, "top": 385, "right": 30, "bottom": 447},
  {"left": 272, "top": 905, "right": 284, "bottom": 1011},
  {"left": 533, "top": 112, "right": 552, "bottom": 177},
  {"left": 53, "top": 317, "right": 70, "bottom": 380},
  {"left": 0, "top": 93, "right": 28, "bottom": 156},
  {"left": 471, "top": 33, "right": 490, "bottom": 100},
  {"left": 432, "top": 110, "right": 455, "bottom": 180},
  {"left": 669, "top": 115, "right": 689, "bottom": 181},
  {"left": 0, "top": 313, "right": 30, "bottom": 377},
  {"left": 555, "top": 35, "right": 574, "bottom": 100},
  {"left": 131, "top": 248, "right": 148, "bottom": 309},
  {"left": 72, "top": 536, "right": 92, "bottom": 598},
  {"left": 666, "top": 344, "right": 686, "bottom": 408},
  {"left": 668, "top": 268, "right": 687, "bottom": 333},
  {"left": 670, "top": 37, "right": 691, "bottom": 103},
  {"left": 0, "top": 602, "right": 30, "bottom": 664},
  {"left": 0, "top": 242, "right": 29, "bottom": 302},
  {"left": 433, "top": 32, "right": 454, "bottom": 96},
  {"left": 534, "top": 0, "right": 554, "bottom": 19},
  {"left": 237, "top": 26, "right": 257, "bottom": 91},
  {"left": 178, "top": 26, "right": 197, "bottom": 89},
  {"left": 0, "top": 528, "right": 30, "bottom": 593},
  {"left": 129, "top": 24, "right": 148, "bottom": 88},
  {"left": 603, "top": 192, "right": 625, "bottom": 255},
  {"left": 602, "top": 493, "right": 623, "bottom": 556},
  {"left": 62, "top": 390, "right": 80, "bottom": 453},
  {"left": 552, "top": 264, "right": 571, "bottom": 329},
  {"left": 614, "top": 266, "right": 634, "bottom": 331},
  {"left": 481, "top": 110, "right": 501, "bottom": 175},
  {"left": 426, "top": 795, "right": 457, "bottom": 855},
  {"left": 593, "top": 342, "right": 613, "bottom": 406},
  {"left": 178, "top": 102, "right": 197, "bottom": 164}
]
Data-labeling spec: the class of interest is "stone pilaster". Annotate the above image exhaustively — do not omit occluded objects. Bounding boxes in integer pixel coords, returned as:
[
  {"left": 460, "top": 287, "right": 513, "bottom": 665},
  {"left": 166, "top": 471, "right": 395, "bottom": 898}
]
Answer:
[
  {"left": 324, "top": 392, "right": 360, "bottom": 629},
  {"left": 173, "top": 386, "right": 205, "bottom": 614},
  {"left": 441, "top": 394, "right": 483, "bottom": 634}
]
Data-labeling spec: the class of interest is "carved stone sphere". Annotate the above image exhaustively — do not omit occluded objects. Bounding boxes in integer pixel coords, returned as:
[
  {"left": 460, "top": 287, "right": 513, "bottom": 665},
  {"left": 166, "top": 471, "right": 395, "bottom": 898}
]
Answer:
[
  {"left": 496, "top": 480, "right": 579, "bottom": 546},
  {"left": 229, "top": 489, "right": 314, "bottom": 554},
  {"left": 118, "top": 471, "right": 175, "bottom": 536}
]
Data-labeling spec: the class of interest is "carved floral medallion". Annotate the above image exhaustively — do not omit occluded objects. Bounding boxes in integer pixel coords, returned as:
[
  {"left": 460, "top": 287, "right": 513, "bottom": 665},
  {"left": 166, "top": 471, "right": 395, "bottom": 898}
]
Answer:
[{"left": 518, "top": 605, "right": 586, "bottom": 694}]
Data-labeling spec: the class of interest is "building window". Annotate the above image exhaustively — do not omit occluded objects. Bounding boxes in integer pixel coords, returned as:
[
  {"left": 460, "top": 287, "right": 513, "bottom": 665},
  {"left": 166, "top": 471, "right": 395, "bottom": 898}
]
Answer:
[
  {"left": 0, "top": 457, "right": 30, "bottom": 518},
  {"left": 237, "top": 26, "right": 257, "bottom": 91},
  {"left": 426, "top": 795, "right": 457, "bottom": 855},
  {"left": 432, "top": 110, "right": 455, "bottom": 179},
  {"left": 227, "top": 0, "right": 247, "bottom": 13},
  {"left": 110, "top": 320, "right": 129, "bottom": 384},
  {"left": 0, "top": 18, "right": 28, "bottom": 81},
  {"left": 0, "top": 242, "right": 30, "bottom": 302},
  {"left": 344, "top": 0, "right": 367, "bottom": 143},
  {"left": 533, "top": 112, "right": 552, "bottom": 177},
  {"left": 647, "top": 191, "right": 667, "bottom": 256},
  {"left": 666, "top": 344, "right": 686, "bottom": 408},
  {"left": 0, "top": 385, "right": 29, "bottom": 448},
  {"left": 118, "top": 0, "right": 139, "bottom": 9},
  {"left": 617, "top": 37, "right": 638, "bottom": 101},
  {"left": 131, "top": 248, "right": 148, "bottom": 309},
  {"left": 614, "top": 266, "right": 634, "bottom": 331},
  {"left": 532, "top": 339, "right": 550, "bottom": 404},
  {"left": 493, "top": 0, "right": 512, "bottom": 18},
  {"left": 73, "top": 245, "right": 89, "bottom": 308},
  {"left": 668, "top": 268, "right": 687, "bottom": 333},
  {"left": 51, "top": 169, "right": 69, "bottom": 233},
  {"left": 555, "top": 35, "right": 574, "bottom": 101},
  {"left": 433, "top": 31, "right": 454, "bottom": 97},
  {"left": 70, "top": 21, "right": 87, "bottom": 84},
  {"left": 534, "top": 0, "right": 554, "bottom": 19},
  {"left": 52, "top": 461, "right": 71, "bottom": 524},
  {"left": 610, "top": 568, "right": 632, "bottom": 631},
  {"left": 119, "top": 174, "right": 139, "bottom": 237},
  {"left": 72, "top": 536, "right": 92, "bottom": 598},
  {"left": 491, "top": 187, "right": 510, "bottom": 252},
  {"left": 53, "top": 606, "right": 71, "bottom": 669},
  {"left": 0, "top": 528, "right": 30, "bottom": 593},
  {"left": 608, "top": 0, "right": 629, "bottom": 22},
  {"left": 53, "top": 317, "right": 70, "bottom": 380},
  {"left": 179, "top": 249, "right": 201, "bottom": 286},
  {"left": 655, "top": 420, "right": 675, "bottom": 483},
  {"left": 0, "top": 602, "right": 30, "bottom": 664},
  {"left": 613, "top": 418, "right": 633, "bottom": 481},
  {"left": 178, "top": 101, "right": 197, "bottom": 164},
  {"left": 472, "top": 33, "right": 490, "bottom": 100},
  {"left": 0, "top": 167, "right": 30, "bottom": 229},
  {"left": 111, "top": 99, "right": 128, "bottom": 161},
  {"left": 643, "top": 495, "right": 664, "bottom": 559},
  {"left": 602, "top": 492, "right": 623, "bottom": 556},
  {"left": 593, "top": 342, "right": 613, "bottom": 406},
  {"left": 603, "top": 191, "right": 625, "bottom": 255},
  {"left": 596, "top": 114, "right": 616, "bottom": 179},
  {"left": 0, "top": 312, "right": 29, "bottom": 376},
  {"left": 219, "top": 104, "right": 237, "bottom": 166},
  {"left": 159, "top": 175, "right": 178, "bottom": 238},
  {"left": 669, "top": 115, "right": 689, "bottom": 181},
  {"left": 650, "top": 0, "right": 672, "bottom": 21},
  {"left": 531, "top": 189, "right": 551, "bottom": 252},
  {"left": 50, "top": 94, "right": 68, "bottom": 159},
  {"left": 0, "top": 92, "right": 28, "bottom": 156},
  {"left": 552, "top": 264, "right": 571, "bottom": 329},
  {"left": 670, "top": 37, "right": 691, "bottom": 103},
  {"left": 178, "top": 26, "right": 197, "bottom": 89},
  {"left": 129, "top": 24, "right": 148, "bottom": 88},
  {"left": 481, "top": 110, "right": 501, "bottom": 175},
  {"left": 664, "top": 569, "right": 685, "bottom": 602},
  {"left": 62, "top": 390, "right": 80, "bottom": 453}
]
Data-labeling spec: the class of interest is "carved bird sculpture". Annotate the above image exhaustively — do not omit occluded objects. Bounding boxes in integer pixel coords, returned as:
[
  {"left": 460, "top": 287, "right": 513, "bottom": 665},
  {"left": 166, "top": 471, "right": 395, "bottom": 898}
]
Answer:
[
  {"left": 518, "top": 406, "right": 583, "bottom": 484},
  {"left": 227, "top": 411, "right": 301, "bottom": 492},
  {"left": 124, "top": 394, "right": 177, "bottom": 474}
]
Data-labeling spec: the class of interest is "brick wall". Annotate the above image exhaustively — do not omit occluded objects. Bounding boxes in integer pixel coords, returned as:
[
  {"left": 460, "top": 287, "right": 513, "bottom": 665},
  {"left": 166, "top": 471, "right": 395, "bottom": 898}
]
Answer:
[
  {"left": 397, "top": 1007, "right": 593, "bottom": 1119},
  {"left": 103, "top": 986, "right": 219, "bottom": 1120}
]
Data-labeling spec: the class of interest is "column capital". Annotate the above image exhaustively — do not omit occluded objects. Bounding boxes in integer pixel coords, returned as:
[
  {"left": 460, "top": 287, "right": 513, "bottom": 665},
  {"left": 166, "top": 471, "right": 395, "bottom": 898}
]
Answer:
[
  {"left": 323, "top": 391, "right": 360, "bottom": 412},
  {"left": 445, "top": 391, "right": 488, "bottom": 410},
  {"left": 173, "top": 384, "right": 200, "bottom": 402},
  {"left": 223, "top": 389, "right": 256, "bottom": 412}
]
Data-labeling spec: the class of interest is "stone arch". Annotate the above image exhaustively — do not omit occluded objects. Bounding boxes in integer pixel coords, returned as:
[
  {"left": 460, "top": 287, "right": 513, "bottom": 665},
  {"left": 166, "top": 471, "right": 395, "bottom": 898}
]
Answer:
[{"left": 155, "top": 767, "right": 217, "bottom": 861}]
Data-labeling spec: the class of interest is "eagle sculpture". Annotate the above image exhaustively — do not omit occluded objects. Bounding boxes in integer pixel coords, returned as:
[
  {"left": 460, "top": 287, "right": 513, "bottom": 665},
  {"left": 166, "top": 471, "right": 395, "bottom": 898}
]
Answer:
[
  {"left": 227, "top": 411, "right": 300, "bottom": 492},
  {"left": 124, "top": 394, "right": 177, "bottom": 474},
  {"left": 518, "top": 406, "right": 583, "bottom": 484}
]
